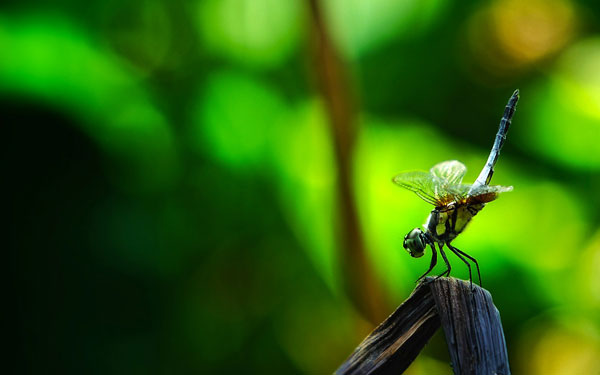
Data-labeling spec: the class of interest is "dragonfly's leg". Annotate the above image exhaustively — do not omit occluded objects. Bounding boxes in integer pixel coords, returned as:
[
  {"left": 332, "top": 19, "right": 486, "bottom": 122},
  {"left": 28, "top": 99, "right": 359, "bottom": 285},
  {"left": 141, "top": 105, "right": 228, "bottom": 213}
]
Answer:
[
  {"left": 417, "top": 242, "right": 438, "bottom": 282},
  {"left": 449, "top": 244, "right": 482, "bottom": 287},
  {"left": 447, "top": 244, "right": 473, "bottom": 289},
  {"left": 436, "top": 245, "right": 451, "bottom": 279}
]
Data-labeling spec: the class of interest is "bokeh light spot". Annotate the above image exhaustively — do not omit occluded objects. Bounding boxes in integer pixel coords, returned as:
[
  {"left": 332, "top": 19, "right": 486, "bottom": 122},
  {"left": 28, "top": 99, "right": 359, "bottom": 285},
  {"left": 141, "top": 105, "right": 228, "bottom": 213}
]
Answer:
[
  {"left": 323, "top": 0, "right": 447, "bottom": 59},
  {"left": 466, "top": 0, "right": 578, "bottom": 78},
  {"left": 191, "top": 69, "right": 288, "bottom": 170},
  {"left": 197, "top": 0, "right": 303, "bottom": 68},
  {"left": 270, "top": 100, "right": 340, "bottom": 294},
  {"left": 517, "top": 316, "right": 600, "bottom": 375},
  {"left": 524, "top": 39, "right": 600, "bottom": 170}
]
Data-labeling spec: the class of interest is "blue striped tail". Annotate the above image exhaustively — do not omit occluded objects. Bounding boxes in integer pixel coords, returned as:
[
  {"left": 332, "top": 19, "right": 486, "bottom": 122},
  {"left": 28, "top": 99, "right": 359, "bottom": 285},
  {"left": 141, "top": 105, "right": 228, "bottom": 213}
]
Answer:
[{"left": 473, "top": 89, "right": 519, "bottom": 187}]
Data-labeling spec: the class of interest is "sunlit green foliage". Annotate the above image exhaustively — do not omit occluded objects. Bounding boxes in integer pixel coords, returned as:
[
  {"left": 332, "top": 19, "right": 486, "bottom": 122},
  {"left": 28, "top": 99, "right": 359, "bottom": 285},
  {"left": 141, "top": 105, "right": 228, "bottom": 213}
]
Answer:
[
  {"left": 196, "top": 0, "right": 303, "bottom": 68},
  {"left": 323, "top": 0, "right": 448, "bottom": 58},
  {"left": 526, "top": 38, "right": 600, "bottom": 169}
]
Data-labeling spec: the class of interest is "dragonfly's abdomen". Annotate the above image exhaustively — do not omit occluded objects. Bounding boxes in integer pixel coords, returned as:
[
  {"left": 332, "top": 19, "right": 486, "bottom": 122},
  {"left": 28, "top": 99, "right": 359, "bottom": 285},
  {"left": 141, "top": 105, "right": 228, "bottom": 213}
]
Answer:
[
  {"left": 425, "top": 203, "right": 485, "bottom": 242},
  {"left": 424, "top": 210, "right": 448, "bottom": 240},
  {"left": 454, "top": 205, "right": 481, "bottom": 235}
]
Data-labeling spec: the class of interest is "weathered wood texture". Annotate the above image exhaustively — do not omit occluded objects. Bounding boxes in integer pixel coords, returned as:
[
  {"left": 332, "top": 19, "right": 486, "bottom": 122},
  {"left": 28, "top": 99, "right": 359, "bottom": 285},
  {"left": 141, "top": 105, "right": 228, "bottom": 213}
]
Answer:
[
  {"left": 430, "top": 278, "right": 511, "bottom": 375},
  {"left": 335, "top": 280, "right": 440, "bottom": 375},
  {"left": 335, "top": 277, "right": 510, "bottom": 375}
]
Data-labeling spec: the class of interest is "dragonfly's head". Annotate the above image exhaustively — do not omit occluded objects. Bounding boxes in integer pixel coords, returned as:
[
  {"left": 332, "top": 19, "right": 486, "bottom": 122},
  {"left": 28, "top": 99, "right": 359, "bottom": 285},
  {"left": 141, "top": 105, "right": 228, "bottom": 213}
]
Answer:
[{"left": 403, "top": 228, "right": 427, "bottom": 258}]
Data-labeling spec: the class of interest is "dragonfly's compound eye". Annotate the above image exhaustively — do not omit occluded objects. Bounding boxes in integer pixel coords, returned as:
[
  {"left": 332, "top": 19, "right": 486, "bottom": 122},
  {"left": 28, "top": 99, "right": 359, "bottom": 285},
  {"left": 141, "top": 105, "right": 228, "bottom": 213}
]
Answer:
[{"left": 403, "top": 228, "right": 426, "bottom": 258}]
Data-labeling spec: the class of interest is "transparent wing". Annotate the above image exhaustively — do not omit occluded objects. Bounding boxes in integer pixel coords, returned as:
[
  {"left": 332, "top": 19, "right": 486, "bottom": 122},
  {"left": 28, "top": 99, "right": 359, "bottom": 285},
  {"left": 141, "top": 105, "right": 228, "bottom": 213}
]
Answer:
[
  {"left": 393, "top": 170, "right": 461, "bottom": 206},
  {"left": 459, "top": 184, "right": 513, "bottom": 204},
  {"left": 434, "top": 183, "right": 472, "bottom": 203},
  {"left": 392, "top": 171, "right": 441, "bottom": 206},
  {"left": 430, "top": 160, "right": 467, "bottom": 185}
]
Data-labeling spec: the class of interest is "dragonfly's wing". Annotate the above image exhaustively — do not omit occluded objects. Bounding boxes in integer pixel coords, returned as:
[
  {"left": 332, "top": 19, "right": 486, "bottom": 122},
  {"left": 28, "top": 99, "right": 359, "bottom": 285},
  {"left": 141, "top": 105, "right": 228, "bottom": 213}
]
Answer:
[
  {"left": 430, "top": 160, "right": 467, "bottom": 185},
  {"left": 393, "top": 171, "right": 442, "bottom": 206},
  {"left": 393, "top": 171, "right": 459, "bottom": 206},
  {"left": 461, "top": 184, "right": 513, "bottom": 204}
]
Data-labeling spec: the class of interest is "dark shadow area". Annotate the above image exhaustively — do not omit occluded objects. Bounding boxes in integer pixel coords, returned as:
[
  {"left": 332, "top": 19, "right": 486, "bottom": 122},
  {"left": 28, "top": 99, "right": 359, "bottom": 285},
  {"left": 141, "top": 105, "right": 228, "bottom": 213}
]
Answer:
[{"left": 3, "top": 98, "right": 160, "bottom": 374}]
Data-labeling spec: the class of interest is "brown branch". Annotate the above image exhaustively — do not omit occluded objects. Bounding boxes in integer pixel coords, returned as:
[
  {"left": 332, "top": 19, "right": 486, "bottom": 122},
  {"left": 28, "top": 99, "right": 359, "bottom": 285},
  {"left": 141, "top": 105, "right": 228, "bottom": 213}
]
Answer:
[
  {"left": 335, "top": 277, "right": 511, "bottom": 375},
  {"left": 429, "top": 278, "right": 511, "bottom": 375},
  {"left": 306, "top": 0, "right": 388, "bottom": 323}
]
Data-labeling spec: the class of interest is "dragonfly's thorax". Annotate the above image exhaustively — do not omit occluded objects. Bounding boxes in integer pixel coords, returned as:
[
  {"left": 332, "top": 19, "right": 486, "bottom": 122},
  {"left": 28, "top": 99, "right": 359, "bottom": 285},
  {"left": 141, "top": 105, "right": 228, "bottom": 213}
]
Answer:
[{"left": 424, "top": 202, "right": 485, "bottom": 243}]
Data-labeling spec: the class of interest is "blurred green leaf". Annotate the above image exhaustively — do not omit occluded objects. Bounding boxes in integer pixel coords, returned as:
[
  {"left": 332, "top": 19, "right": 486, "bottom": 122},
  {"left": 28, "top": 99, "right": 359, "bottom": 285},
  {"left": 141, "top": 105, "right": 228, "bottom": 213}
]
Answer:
[
  {"left": 197, "top": 0, "right": 303, "bottom": 68},
  {"left": 524, "top": 38, "right": 600, "bottom": 170},
  {"left": 193, "top": 75, "right": 341, "bottom": 294},
  {"left": 191, "top": 69, "right": 288, "bottom": 169},
  {"left": 270, "top": 99, "right": 340, "bottom": 295},
  {"left": 323, "top": 0, "right": 447, "bottom": 59},
  {"left": 515, "top": 312, "right": 600, "bottom": 375},
  {"left": 0, "top": 15, "right": 178, "bottom": 191}
]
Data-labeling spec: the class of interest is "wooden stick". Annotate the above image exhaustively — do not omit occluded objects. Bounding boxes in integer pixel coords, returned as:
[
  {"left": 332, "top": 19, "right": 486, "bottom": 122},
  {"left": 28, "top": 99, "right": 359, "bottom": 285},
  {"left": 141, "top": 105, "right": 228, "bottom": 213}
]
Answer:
[
  {"left": 306, "top": 0, "right": 387, "bottom": 322},
  {"left": 335, "top": 277, "right": 511, "bottom": 375},
  {"left": 335, "top": 280, "right": 440, "bottom": 374},
  {"left": 430, "top": 278, "right": 511, "bottom": 375}
]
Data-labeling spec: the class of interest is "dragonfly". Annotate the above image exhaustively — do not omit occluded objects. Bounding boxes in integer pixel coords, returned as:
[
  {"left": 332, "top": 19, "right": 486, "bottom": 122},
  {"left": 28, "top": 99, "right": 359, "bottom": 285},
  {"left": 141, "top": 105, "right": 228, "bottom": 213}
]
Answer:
[{"left": 393, "top": 90, "right": 519, "bottom": 286}]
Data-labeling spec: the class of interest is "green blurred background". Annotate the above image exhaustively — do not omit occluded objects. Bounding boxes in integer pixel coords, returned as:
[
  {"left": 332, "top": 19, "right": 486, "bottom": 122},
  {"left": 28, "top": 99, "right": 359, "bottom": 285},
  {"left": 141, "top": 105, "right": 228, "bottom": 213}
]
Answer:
[{"left": 4, "top": 0, "right": 600, "bottom": 373}]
